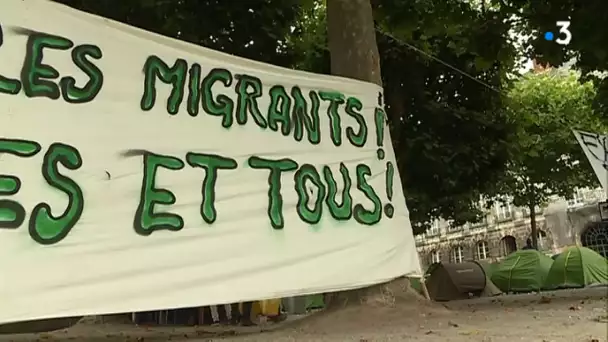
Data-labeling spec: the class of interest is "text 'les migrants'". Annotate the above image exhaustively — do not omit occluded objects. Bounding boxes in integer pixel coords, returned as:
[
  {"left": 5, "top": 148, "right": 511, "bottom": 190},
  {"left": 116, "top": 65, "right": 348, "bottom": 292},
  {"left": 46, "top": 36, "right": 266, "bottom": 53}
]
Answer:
[{"left": 0, "top": 26, "right": 396, "bottom": 246}]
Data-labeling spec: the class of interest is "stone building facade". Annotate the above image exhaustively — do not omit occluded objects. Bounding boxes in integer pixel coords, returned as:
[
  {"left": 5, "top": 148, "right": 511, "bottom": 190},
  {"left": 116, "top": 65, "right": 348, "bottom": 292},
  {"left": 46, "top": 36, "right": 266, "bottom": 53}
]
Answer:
[{"left": 415, "top": 187, "right": 606, "bottom": 269}]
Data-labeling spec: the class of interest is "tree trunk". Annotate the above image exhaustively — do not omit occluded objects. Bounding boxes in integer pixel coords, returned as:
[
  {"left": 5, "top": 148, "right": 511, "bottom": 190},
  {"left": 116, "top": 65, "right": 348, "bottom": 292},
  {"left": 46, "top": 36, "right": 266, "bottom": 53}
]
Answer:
[
  {"left": 327, "top": 0, "right": 382, "bottom": 86},
  {"left": 529, "top": 204, "right": 538, "bottom": 249},
  {"left": 324, "top": 0, "right": 425, "bottom": 309}
]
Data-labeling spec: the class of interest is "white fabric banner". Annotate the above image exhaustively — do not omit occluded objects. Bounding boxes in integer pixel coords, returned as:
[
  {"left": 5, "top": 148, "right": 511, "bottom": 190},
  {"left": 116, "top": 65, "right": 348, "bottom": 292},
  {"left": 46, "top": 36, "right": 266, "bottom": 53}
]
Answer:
[
  {"left": 573, "top": 130, "right": 608, "bottom": 193},
  {"left": 0, "top": 0, "right": 420, "bottom": 324}
]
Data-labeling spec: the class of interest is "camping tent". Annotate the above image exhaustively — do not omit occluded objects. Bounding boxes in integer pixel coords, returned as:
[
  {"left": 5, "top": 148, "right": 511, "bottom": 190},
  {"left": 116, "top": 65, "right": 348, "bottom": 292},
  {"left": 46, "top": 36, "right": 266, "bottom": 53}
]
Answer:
[
  {"left": 491, "top": 250, "right": 554, "bottom": 293},
  {"left": 408, "top": 277, "right": 423, "bottom": 295},
  {"left": 425, "top": 261, "right": 502, "bottom": 301},
  {"left": 425, "top": 262, "right": 441, "bottom": 276},
  {"left": 306, "top": 294, "right": 326, "bottom": 310},
  {"left": 543, "top": 246, "right": 608, "bottom": 290},
  {"left": 476, "top": 259, "right": 497, "bottom": 278}
]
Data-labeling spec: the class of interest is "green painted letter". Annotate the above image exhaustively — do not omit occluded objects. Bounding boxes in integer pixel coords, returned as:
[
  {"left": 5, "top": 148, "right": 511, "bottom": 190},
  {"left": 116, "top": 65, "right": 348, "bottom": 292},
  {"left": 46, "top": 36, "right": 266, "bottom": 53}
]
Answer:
[
  {"left": 201, "top": 68, "right": 234, "bottom": 127},
  {"left": 60, "top": 44, "right": 104, "bottom": 103},
  {"left": 267, "top": 85, "right": 291, "bottom": 136},
  {"left": 352, "top": 164, "right": 382, "bottom": 225},
  {"left": 248, "top": 156, "right": 298, "bottom": 229},
  {"left": 294, "top": 164, "right": 326, "bottom": 225},
  {"left": 134, "top": 153, "right": 185, "bottom": 235},
  {"left": 323, "top": 163, "right": 353, "bottom": 221},
  {"left": 187, "top": 63, "right": 202, "bottom": 116},
  {"left": 345, "top": 97, "right": 367, "bottom": 147},
  {"left": 0, "top": 25, "right": 22, "bottom": 95},
  {"left": 140, "top": 55, "right": 187, "bottom": 114},
  {"left": 0, "top": 139, "right": 41, "bottom": 229},
  {"left": 29, "top": 143, "right": 84, "bottom": 245},
  {"left": 291, "top": 87, "right": 321, "bottom": 144},
  {"left": 235, "top": 74, "right": 267, "bottom": 128},
  {"left": 186, "top": 153, "right": 238, "bottom": 224},
  {"left": 319, "top": 91, "right": 345, "bottom": 146},
  {"left": 21, "top": 33, "right": 73, "bottom": 99}
]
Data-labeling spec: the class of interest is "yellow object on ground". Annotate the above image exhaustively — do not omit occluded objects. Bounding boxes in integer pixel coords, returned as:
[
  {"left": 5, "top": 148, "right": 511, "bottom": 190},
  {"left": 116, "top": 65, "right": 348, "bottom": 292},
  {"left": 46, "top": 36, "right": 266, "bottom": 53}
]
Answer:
[
  {"left": 252, "top": 301, "right": 262, "bottom": 317},
  {"left": 260, "top": 299, "right": 281, "bottom": 316}
]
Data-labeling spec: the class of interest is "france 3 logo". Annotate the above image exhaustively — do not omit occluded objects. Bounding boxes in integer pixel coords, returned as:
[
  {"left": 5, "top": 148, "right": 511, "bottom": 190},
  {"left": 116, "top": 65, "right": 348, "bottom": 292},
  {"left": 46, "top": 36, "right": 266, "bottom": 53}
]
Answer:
[{"left": 543, "top": 21, "right": 572, "bottom": 46}]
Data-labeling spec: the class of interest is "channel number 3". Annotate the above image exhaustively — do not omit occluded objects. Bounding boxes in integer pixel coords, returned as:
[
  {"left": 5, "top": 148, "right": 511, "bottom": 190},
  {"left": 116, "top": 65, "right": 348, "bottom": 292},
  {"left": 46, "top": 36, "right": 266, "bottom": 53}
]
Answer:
[{"left": 555, "top": 21, "right": 572, "bottom": 45}]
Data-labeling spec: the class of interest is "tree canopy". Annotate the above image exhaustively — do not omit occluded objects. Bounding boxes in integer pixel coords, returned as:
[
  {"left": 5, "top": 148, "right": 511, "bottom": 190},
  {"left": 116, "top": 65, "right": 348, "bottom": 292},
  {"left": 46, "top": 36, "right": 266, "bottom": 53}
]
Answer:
[
  {"left": 494, "top": 70, "right": 605, "bottom": 246},
  {"left": 54, "top": 0, "right": 314, "bottom": 67},
  {"left": 373, "top": 0, "right": 520, "bottom": 231}
]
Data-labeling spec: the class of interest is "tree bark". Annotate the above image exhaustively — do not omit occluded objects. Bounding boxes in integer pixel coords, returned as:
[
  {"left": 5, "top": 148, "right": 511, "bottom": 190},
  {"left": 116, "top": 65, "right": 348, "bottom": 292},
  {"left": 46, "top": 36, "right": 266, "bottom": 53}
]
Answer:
[
  {"left": 327, "top": 0, "right": 382, "bottom": 86},
  {"left": 529, "top": 204, "right": 538, "bottom": 249},
  {"left": 324, "top": 0, "right": 426, "bottom": 309}
]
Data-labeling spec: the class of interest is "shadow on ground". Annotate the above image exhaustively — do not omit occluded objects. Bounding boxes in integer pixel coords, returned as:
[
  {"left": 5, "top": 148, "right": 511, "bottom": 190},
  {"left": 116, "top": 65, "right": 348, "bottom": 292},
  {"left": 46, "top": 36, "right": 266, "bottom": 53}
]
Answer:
[{"left": 0, "top": 287, "right": 606, "bottom": 342}]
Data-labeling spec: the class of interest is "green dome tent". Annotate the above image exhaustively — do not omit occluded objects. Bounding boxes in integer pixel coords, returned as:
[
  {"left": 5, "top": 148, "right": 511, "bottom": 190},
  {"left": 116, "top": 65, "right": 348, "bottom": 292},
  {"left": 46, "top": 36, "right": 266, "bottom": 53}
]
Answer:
[
  {"left": 408, "top": 277, "right": 423, "bottom": 294},
  {"left": 491, "top": 250, "right": 554, "bottom": 293},
  {"left": 306, "top": 294, "right": 326, "bottom": 310},
  {"left": 543, "top": 246, "right": 608, "bottom": 290}
]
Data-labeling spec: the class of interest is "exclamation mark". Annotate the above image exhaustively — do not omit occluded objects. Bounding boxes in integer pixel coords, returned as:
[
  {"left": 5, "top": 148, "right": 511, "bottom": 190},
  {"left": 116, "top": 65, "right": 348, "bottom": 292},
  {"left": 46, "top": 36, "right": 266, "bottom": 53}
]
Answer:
[
  {"left": 384, "top": 161, "right": 394, "bottom": 218},
  {"left": 374, "top": 108, "right": 385, "bottom": 160},
  {"left": 375, "top": 93, "right": 394, "bottom": 219}
]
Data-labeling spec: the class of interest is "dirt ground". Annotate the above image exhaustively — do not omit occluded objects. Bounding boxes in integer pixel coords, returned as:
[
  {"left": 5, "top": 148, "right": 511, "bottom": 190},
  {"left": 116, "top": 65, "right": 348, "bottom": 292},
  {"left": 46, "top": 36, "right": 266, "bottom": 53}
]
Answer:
[{"left": 1, "top": 287, "right": 606, "bottom": 342}]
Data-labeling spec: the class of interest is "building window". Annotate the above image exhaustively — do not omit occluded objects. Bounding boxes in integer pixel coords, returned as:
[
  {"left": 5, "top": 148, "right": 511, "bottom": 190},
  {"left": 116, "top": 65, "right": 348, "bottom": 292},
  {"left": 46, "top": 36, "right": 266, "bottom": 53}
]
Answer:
[
  {"left": 522, "top": 205, "right": 543, "bottom": 217},
  {"left": 430, "top": 250, "right": 441, "bottom": 264},
  {"left": 567, "top": 189, "right": 585, "bottom": 207},
  {"left": 581, "top": 222, "right": 608, "bottom": 258},
  {"left": 451, "top": 246, "right": 464, "bottom": 263},
  {"left": 447, "top": 222, "right": 462, "bottom": 232},
  {"left": 500, "top": 235, "right": 517, "bottom": 256},
  {"left": 427, "top": 220, "right": 440, "bottom": 236},
  {"left": 496, "top": 202, "right": 513, "bottom": 221},
  {"left": 528, "top": 230, "right": 547, "bottom": 250},
  {"left": 476, "top": 241, "right": 490, "bottom": 260}
]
